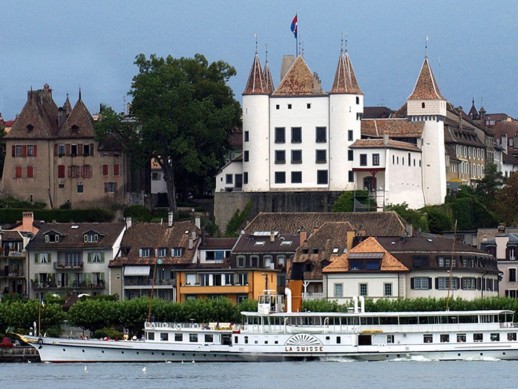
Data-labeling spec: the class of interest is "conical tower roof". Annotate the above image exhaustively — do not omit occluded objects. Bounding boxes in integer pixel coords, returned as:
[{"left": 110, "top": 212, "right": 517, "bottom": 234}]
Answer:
[
  {"left": 263, "top": 58, "right": 274, "bottom": 94},
  {"left": 408, "top": 58, "right": 445, "bottom": 100},
  {"left": 243, "top": 54, "right": 267, "bottom": 95},
  {"left": 330, "top": 50, "right": 362, "bottom": 95},
  {"left": 58, "top": 98, "right": 95, "bottom": 138},
  {"left": 273, "top": 56, "right": 325, "bottom": 96}
]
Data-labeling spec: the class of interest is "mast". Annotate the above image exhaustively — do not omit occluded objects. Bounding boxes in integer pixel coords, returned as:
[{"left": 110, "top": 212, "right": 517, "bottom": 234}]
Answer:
[{"left": 446, "top": 220, "right": 457, "bottom": 311}]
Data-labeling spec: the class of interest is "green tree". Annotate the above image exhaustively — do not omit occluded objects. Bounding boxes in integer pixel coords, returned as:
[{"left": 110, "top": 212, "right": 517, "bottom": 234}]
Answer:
[
  {"left": 422, "top": 205, "right": 453, "bottom": 233},
  {"left": 126, "top": 53, "right": 241, "bottom": 217},
  {"left": 385, "top": 202, "right": 428, "bottom": 232},
  {"left": 474, "top": 163, "right": 505, "bottom": 212},
  {"left": 495, "top": 171, "right": 518, "bottom": 225}
]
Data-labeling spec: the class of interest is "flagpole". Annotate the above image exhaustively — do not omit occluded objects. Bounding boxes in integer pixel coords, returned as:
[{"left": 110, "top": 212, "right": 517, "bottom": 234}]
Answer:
[{"left": 296, "top": 13, "right": 298, "bottom": 57}]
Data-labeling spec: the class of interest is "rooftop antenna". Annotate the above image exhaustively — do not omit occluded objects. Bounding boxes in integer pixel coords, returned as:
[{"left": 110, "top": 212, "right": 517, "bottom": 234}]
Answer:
[
  {"left": 425, "top": 36, "right": 428, "bottom": 59},
  {"left": 78, "top": 86, "right": 82, "bottom": 101},
  {"left": 254, "top": 33, "right": 258, "bottom": 55}
]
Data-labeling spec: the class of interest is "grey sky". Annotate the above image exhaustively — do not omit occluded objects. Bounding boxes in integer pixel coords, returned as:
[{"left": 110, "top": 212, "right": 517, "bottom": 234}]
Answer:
[{"left": 1, "top": 1, "right": 517, "bottom": 119}]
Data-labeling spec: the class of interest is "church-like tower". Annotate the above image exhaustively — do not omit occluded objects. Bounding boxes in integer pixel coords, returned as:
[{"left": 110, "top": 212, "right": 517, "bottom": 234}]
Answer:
[
  {"left": 406, "top": 57, "right": 447, "bottom": 205},
  {"left": 329, "top": 49, "right": 363, "bottom": 190}
]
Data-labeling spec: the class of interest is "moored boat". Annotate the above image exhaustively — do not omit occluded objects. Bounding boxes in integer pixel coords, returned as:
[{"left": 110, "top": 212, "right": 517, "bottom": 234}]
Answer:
[{"left": 22, "top": 288, "right": 518, "bottom": 362}]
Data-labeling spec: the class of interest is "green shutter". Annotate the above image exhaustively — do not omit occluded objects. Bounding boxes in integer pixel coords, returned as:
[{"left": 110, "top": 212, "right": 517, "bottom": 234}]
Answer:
[
  {"left": 87, "top": 253, "right": 92, "bottom": 263},
  {"left": 35, "top": 253, "right": 39, "bottom": 263}
]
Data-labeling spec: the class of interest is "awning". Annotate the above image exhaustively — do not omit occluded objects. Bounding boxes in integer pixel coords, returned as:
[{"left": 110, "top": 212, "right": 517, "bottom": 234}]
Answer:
[{"left": 123, "top": 266, "right": 150, "bottom": 276}]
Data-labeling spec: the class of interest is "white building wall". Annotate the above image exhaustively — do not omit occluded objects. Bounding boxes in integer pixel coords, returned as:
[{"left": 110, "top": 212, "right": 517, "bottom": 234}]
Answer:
[
  {"left": 329, "top": 94, "right": 363, "bottom": 190},
  {"left": 242, "top": 94, "right": 270, "bottom": 191},
  {"left": 325, "top": 273, "right": 402, "bottom": 304},
  {"left": 385, "top": 149, "right": 424, "bottom": 208},
  {"left": 215, "top": 161, "right": 243, "bottom": 192},
  {"left": 269, "top": 96, "right": 330, "bottom": 190}
]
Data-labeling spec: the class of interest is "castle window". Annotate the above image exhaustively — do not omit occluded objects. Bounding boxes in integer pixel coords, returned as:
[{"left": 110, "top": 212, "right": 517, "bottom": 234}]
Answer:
[
  {"left": 275, "top": 150, "right": 286, "bottom": 164},
  {"left": 360, "top": 154, "right": 367, "bottom": 166},
  {"left": 291, "top": 127, "right": 302, "bottom": 143},
  {"left": 275, "top": 127, "right": 285, "bottom": 143},
  {"left": 317, "top": 170, "right": 328, "bottom": 185},
  {"left": 77, "top": 182, "right": 83, "bottom": 193},
  {"left": 68, "top": 165, "right": 80, "bottom": 178},
  {"left": 243, "top": 172, "right": 248, "bottom": 184},
  {"left": 104, "top": 182, "right": 116, "bottom": 193},
  {"left": 348, "top": 170, "right": 354, "bottom": 182},
  {"left": 291, "top": 171, "right": 302, "bottom": 183},
  {"left": 422, "top": 102, "right": 426, "bottom": 108},
  {"left": 348, "top": 130, "right": 353, "bottom": 141},
  {"left": 291, "top": 150, "right": 302, "bottom": 164},
  {"left": 226, "top": 174, "right": 232, "bottom": 184},
  {"left": 71, "top": 144, "right": 78, "bottom": 157},
  {"left": 58, "top": 144, "right": 65, "bottom": 157},
  {"left": 287, "top": 104, "right": 292, "bottom": 109},
  {"left": 26, "top": 124, "right": 34, "bottom": 131},
  {"left": 244, "top": 150, "right": 249, "bottom": 162},
  {"left": 276, "top": 105, "right": 280, "bottom": 110},
  {"left": 244, "top": 131, "right": 249, "bottom": 142},
  {"left": 348, "top": 150, "right": 353, "bottom": 161},
  {"left": 316, "top": 150, "right": 327, "bottom": 164},
  {"left": 372, "top": 154, "right": 380, "bottom": 166},
  {"left": 275, "top": 172, "right": 286, "bottom": 184},
  {"left": 27, "top": 145, "right": 37, "bottom": 156},
  {"left": 356, "top": 96, "right": 360, "bottom": 105},
  {"left": 71, "top": 125, "right": 79, "bottom": 131},
  {"left": 307, "top": 103, "right": 311, "bottom": 109},
  {"left": 316, "top": 127, "right": 327, "bottom": 143}
]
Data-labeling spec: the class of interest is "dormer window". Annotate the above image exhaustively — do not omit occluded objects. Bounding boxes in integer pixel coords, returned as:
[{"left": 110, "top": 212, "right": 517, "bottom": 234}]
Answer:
[
  {"left": 26, "top": 124, "right": 34, "bottom": 132},
  {"left": 71, "top": 125, "right": 79, "bottom": 131},
  {"left": 84, "top": 233, "right": 99, "bottom": 243},
  {"left": 157, "top": 247, "right": 168, "bottom": 257},
  {"left": 44, "top": 233, "right": 60, "bottom": 243},
  {"left": 140, "top": 248, "right": 151, "bottom": 257},
  {"left": 172, "top": 248, "right": 183, "bottom": 257}
]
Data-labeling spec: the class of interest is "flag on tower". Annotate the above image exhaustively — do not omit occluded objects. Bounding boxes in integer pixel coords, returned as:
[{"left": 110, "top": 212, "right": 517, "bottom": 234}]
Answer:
[{"left": 291, "top": 15, "right": 298, "bottom": 38}]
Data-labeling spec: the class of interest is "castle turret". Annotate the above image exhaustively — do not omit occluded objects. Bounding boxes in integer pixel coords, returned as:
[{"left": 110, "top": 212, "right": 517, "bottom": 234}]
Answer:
[
  {"left": 329, "top": 49, "right": 363, "bottom": 190},
  {"left": 242, "top": 52, "right": 270, "bottom": 191},
  {"left": 407, "top": 57, "right": 447, "bottom": 205}
]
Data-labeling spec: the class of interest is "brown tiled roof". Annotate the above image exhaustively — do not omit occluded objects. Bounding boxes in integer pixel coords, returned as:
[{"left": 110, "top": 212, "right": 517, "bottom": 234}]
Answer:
[
  {"left": 233, "top": 232, "right": 300, "bottom": 254},
  {"left": 263, "top": 59, "right": 275, "bottom": 94},
  {"left": 408, "top": 58, "right": 445, "bottom": 100},
  {"left": 6, "top": 85, "right": 59, "bottom": 140},
  {"left": 0, "top": 230, "right": 24, "bottom": 241},
  {"left": 330, "top": 51, "right": 362, "bottom": 95},
  {"left": 324, "top": 237, "right": 409, "bottom": 273},
  {"left": 363, "top": 106, "right": 394, "bottom": 119},
  {"left": 245, "top": 212, "right": 408, "bottom": 237},
  {"left": 361, "top": 119, "right": 424, "bottom": 138},
  {"left": 110, "top": 221, "right": 199, "bottom": 266},
  {"left": 199, "top": 237, "right": 237, "bottom": 250},
  {"left": 273, "top": 56, "right": 326, "bottom": 96},
  {"left": 26, "top": 222, "right": 126, "bottom": 250},
  {"left": 243, "top": 54, "right": 266, "bottom": 95},
  {"left": 58, "top": 98, "right": 95, "bottom": 138},
  {"left": 350, "top": 138, "right": 421, "bottom": 152}
]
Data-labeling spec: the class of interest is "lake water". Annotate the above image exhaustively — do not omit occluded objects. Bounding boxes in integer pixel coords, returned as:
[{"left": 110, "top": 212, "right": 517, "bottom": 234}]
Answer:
[{"left": 3, "top": 360, "right": 517, "bottom": 389}]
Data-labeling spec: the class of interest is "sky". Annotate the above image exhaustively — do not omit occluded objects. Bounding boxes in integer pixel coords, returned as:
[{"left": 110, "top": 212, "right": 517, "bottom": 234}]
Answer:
[{"left": 1, "top": 1, "right": 517, "bottom": 120}]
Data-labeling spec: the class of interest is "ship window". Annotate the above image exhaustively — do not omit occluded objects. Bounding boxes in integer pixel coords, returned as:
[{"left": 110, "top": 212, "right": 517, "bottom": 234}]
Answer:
[
  {"left": 205, "top": 334, "right": 214, "bottom": 343},
  {"left": 387, "top": 335, "right": 394, "bottom": 344},
  {"left": 148, "top": 333, "right": 155, "bottom": 341},
  {"left": 507, "top": 333, "right": 517, "bottom": 341},
  {"left": 473, "top": 333, "right": 483, "bottom": 342},
  {"left": 189, "top": 334, "right": 198, "bottom": 343},
  {"left": 457, "top": 334, "right": 466, "bottom": 343},
  {"left": 337, "top": 336, "right": 341, "bottom": 344},
  {"left": 440, "top": 334, "right": 449, "bottom": 343},
  {"left": 160, "top": 333, "right": 168, "bottom": 341},
  {"left": 423, "top": 334, "right": 433, "bottom": 343},
  {"left": 490, "top": 333, "right": 500, "bottom": 342},
  {"left": 244, "top": 336, "right": 248, "bottom": 344},
  {"left": 175, "top": 333, "right": 182, "bottom": 342}
]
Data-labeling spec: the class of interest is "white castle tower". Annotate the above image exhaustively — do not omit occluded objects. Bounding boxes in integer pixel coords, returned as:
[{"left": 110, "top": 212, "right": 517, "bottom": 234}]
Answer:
[
  {"left": 406, "top": 57, "right": 447, "bottom": 205},
  {"left": 329, "top": 49, "right": 363, "bottom": 190}
]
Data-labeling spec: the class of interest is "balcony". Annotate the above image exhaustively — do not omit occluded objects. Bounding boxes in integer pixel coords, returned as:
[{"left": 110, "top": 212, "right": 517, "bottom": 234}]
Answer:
[
  {"left": 54, "top": 262, "right": 84, "bottom": 270},
  {"left": 123, "top": 278, "right": 175, "bottom": 289},
  {"left": 302, "top": 292, "right": 324, "bottom": 301},
  {"left": 178, "top": 284, "right": 250, "bottom": 294},
  {"left": 31, "top": 280, "right": 105, "bottom": 291}
]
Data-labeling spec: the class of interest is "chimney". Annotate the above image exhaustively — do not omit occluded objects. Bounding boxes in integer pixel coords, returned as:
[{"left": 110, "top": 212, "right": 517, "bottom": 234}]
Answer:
[
  {"left": 125, "top": 217, "right": 132, "bottom": 229},
  {"left": 270, "top": 231, "right": 275, "bottom": 243},
  {"left": 188, "top": 237, "right": 194, "bottom": 250},
  {"left": 195, "top": 215, "right": 201, "bottom": 229},
  {"left": 299, "top": 230, "right": 307, "bottom": 244},
  {"left": 22, "top": 211, "right": 34, "bottom": 233},
  {"left": 168, "top": 212, "right": 173, "bottom": 227},
  {"left": 383, "top": 133, "right": 389, "bottom": 145},
  {"left": 280, "top": 55, "right": 295, "bottom": 80}
]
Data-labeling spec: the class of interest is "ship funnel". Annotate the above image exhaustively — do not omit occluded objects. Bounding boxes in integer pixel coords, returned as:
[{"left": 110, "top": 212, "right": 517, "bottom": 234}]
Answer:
[
  {"left": 284, "top": 287, "right": 292, "bottom": 313},
  {"left": 359, "top": 296, "right": 365, "bottom": 313}
]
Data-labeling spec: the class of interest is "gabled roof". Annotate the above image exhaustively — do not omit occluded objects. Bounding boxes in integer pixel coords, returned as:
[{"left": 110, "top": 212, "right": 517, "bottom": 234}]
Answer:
[
  {"left": 58, "top": 98, "right": 95, "bottom": 138},
  {"left": 361, "top": 119, "right": 424, "bottom": 138},
  {"left": 324, "top": 237, "right": 409, "bottom": 273},
  {"left": 350, "top": 138, "right": 421, "bottom": 152},
  {"left": 243, "top": 54, "right": 266, "bottom": 95},
  {"left": 110, "top": 221, "right": 199, "bottom": 266},
  {"left": 273, "top": 56, "right": 326, "bottom": 96},
  {"left": 407, "top": 58, "right": 445, "bottom": 100},
  {"left": 245, "top": 212, "right": 408, "bottom": 237},
  {"left": 6, "top": 85, "right": 60, "bottom": 140},
  {"left": 330, "top": 51, "right": 362, "bottom": 95},
  {"left": 26, "top": 222, "right": 126, "bottom": 250}
]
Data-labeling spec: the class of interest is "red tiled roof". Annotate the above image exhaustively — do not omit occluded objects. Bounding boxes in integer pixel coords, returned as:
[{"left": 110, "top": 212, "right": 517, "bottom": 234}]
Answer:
[
  {"left": 273, "top": 56, "right": 326, "bottom": 96},
  {"left": 350, "top": 138, "right": 421, "bottom": 152},
  {"left": 361, "top": 119, "right": 424, "bottom": 138},
  {"left": 330, "top": 51, "right": 362, "bottom": 95},
  {"left": 408, "top": 58, "right": 445, "bottom": 100},
  {"left": 243, "top": 54, "right": 266, "bottom": 95}
]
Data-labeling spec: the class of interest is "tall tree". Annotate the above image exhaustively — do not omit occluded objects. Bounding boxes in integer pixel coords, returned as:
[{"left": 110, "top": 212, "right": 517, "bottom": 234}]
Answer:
[
  {"left": 98, "top": 54, "right": 241, "bottom": 217},
  {"left": 495, "top": 171, "right": 518, "bottom": 225},
  {"left": 130, "top": 54, "right": 241, "bottom": 216},
  {"left": 474, "top": 163, "right": 505, "bottom": 211}
]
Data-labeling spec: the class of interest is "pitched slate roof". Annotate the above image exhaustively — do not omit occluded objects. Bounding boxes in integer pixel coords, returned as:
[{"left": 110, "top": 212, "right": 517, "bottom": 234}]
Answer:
[
  {"left": 273, "top": 56, "right": 326, "bottom": 96},
  {"left": 244, "top": 211, "right": 408, "bottom": 237},
  {"left": 243, "top": 54, "right": 266, "bottom": 95},
  {"left": 330, "top": 51, "right": 362, "bottom": 95},
  {"left": 26, "top": 222, "right": 126, "bottom": 250},
  {"left": 199, "top": 237, "right": 237, "bottom": 250},
  {"left": 233, "top": 232, "right": 300, "bottom": 254},
  {"left": 407, "top": 58, "right": 445, "bottom": 100},
  {"left": 324, "top": 237, "right": 409, "bottom": 273},
  {"left": 6, "top": 84, "right": 59, "bottom": 140},
  {"left": 110, "top": 221, "right": 199, "bottom": 266},
  {"left": 361, "top": 119, "right": 424, "bottom": 138}
]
